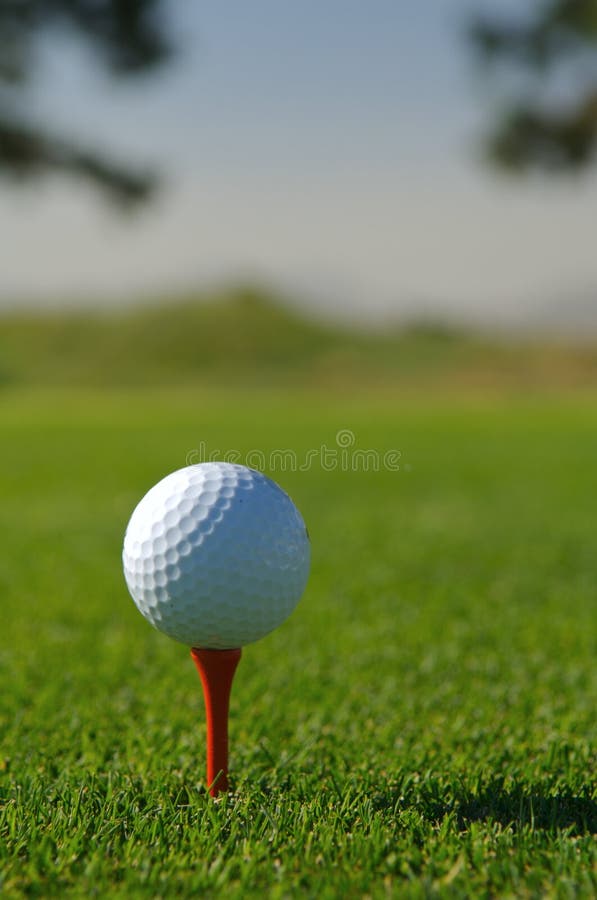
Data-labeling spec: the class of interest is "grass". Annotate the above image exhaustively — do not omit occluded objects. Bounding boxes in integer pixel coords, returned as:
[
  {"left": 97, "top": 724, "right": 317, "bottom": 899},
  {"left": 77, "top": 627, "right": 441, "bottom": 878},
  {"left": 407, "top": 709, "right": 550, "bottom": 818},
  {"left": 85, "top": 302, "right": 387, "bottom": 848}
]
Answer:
[
  {"left": 2, "top": 288, "right": 597, "bottom": 389},
  {"left": 0, "top": 387, "right": 596, "bottom": 897}
]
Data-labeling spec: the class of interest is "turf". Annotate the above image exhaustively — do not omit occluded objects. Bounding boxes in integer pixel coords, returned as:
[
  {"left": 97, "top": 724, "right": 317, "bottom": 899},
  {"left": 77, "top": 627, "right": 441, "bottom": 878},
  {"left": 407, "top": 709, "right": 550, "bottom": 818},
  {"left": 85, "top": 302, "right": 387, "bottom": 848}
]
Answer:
[
  {"left": 1, "top": 388, "right": 596, "bottom": 898},
  {"left": 2, "top": 290, "right": 597, "bottom": 389}
]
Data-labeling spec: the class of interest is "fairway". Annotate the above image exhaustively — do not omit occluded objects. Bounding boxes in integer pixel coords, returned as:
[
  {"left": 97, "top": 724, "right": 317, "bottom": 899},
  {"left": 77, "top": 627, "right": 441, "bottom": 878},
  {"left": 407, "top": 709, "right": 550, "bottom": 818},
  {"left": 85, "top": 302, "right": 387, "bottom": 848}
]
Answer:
[{"left": 1, "top": 389, "right": 596, "bottom": 897}]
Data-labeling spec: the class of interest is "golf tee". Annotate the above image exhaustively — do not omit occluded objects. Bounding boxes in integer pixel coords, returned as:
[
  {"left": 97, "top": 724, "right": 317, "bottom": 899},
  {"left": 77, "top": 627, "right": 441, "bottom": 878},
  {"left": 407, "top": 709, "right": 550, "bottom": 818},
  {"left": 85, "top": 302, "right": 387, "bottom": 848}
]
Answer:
[{"left": 190, "top": 647, "right": 242, "bottom": 797}]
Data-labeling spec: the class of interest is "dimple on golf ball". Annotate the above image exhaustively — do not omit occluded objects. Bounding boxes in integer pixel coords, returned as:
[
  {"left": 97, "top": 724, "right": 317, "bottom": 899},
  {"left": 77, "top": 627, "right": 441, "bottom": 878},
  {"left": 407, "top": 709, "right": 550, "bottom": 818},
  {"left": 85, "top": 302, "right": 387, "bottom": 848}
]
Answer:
[{"left": 122, "top": 463, "right": 310, "bottom": 649}]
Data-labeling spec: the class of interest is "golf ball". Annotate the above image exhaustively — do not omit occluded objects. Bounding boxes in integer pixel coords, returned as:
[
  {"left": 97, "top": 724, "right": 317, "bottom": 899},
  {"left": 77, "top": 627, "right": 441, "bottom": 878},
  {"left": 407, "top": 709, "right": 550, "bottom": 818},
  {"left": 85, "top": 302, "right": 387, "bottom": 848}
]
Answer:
[{"left": 123, "top": 463, "right": 310, "bottom": 649}]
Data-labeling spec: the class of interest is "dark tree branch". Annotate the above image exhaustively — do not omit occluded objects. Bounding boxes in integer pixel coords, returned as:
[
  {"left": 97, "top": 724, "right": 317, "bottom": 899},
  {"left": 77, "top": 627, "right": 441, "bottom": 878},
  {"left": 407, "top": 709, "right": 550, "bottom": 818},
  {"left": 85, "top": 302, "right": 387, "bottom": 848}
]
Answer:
[
  {"left": 55, "top": 0, "right": 172, "bottom": 74},
  {"left": 470, "top": 0, "right": 597, "bottom": 173},
  {"left": 0, "top": 0, "right": 172, "bottom": 203},
  {"left": 0, "top": 1, "right": 172, "bottom": 80},
  {"left": 488, "top": 90, "right": 597, "bottom": 171},
  {"left": 0, "top": 117, "right": 156, "bottom": 205},
  {"left": 471, "top": 1, "right": 597, "bottom": 68}
]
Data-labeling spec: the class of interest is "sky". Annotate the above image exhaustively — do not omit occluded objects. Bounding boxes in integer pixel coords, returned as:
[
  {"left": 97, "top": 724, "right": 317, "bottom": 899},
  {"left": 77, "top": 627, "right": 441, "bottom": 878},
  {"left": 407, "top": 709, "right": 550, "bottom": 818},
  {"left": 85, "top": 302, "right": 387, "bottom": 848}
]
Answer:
[{"left": 2, "top": 0, "right": 597, "bottom": 328}]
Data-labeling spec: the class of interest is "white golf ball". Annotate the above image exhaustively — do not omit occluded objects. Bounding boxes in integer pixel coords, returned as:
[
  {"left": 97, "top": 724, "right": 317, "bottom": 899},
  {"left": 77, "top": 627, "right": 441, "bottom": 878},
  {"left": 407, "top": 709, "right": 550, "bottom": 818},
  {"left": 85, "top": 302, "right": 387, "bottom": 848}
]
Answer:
[{"left": 122, "top": 463, "right": 310, "bottom": 649}]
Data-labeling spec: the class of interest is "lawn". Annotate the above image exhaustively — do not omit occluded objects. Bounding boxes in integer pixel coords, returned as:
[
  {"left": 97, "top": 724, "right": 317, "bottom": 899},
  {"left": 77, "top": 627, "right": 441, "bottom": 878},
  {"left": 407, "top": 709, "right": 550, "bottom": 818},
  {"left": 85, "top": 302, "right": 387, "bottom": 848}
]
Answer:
[{"left": 1, "top": 388, "right": 595, "bottom": 898}]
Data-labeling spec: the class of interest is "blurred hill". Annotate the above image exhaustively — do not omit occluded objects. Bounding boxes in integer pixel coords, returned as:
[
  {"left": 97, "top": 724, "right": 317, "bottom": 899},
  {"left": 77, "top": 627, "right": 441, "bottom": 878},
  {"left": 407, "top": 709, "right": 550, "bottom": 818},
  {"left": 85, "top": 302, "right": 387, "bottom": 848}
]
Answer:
[{"left": 1, "top": 287, "right": 597, "bottom": 390}]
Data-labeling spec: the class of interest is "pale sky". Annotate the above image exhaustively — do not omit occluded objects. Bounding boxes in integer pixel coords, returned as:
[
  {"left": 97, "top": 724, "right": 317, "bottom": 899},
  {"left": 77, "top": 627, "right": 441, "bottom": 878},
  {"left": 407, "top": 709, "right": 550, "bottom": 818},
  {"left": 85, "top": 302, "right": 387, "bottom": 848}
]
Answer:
[{"left": 2, "top": 0, "right": 597, "bottom": 328}]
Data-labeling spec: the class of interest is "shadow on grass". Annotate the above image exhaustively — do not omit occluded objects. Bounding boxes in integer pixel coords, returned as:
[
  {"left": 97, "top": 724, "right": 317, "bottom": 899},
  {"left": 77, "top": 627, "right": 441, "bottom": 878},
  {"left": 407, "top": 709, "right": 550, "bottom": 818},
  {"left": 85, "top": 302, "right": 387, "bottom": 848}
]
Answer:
[
  {"left": 457, "top": 782, "right": 596, "bottom": 834},
  {"left": 374, "top": 777, "right": 597, "bottom": 835}
]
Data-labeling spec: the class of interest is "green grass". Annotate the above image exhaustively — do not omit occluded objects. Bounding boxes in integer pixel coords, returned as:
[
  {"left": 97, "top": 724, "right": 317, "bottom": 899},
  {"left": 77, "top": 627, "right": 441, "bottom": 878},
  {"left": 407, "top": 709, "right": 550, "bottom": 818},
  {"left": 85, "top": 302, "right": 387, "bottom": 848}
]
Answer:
[
  {"left": 1, "top": 387, "right": 596, "bottom": 898},
  {"left": 2, "top": 287, "right": 597, "bottom": 389}
]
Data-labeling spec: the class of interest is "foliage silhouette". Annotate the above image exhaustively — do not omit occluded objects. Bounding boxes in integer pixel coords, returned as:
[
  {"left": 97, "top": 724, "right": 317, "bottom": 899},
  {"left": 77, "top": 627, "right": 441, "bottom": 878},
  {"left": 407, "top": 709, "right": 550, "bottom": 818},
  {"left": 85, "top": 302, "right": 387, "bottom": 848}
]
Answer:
[
  {"left": 471, "top": 0, "right": 597, "bottom": 172},
  {"left": 0, "top": 0, "right": 171, "bottom": 205}
]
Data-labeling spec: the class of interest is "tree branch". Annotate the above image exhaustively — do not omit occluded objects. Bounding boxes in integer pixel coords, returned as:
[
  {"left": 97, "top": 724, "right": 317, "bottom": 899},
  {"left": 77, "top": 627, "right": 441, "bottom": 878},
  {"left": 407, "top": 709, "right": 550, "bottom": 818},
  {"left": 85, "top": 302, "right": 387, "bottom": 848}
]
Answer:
[
  {"left": 470, "top": 0, "right": 597, "bottom": 172},
  {"left": 0, "top": 117, "right": 156, "bottom": 205},
  {"left": 487, "top": 90, "right": 597, "bottom": 172},
  {"left": 0, "top": 0, "right": 172, "bottom": 203}
]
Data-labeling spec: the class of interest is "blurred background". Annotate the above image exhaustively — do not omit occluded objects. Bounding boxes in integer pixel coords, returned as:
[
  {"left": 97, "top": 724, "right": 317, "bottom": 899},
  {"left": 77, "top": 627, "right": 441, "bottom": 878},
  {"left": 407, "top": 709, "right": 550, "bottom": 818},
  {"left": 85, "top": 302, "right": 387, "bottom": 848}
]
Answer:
[
  {"left": 2, "top": 12, "right": 596, "bottom": 893},
  {"left": 2, "top": 0, "right": 597, "bottom": 390}
]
